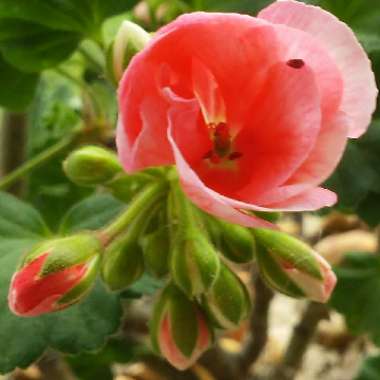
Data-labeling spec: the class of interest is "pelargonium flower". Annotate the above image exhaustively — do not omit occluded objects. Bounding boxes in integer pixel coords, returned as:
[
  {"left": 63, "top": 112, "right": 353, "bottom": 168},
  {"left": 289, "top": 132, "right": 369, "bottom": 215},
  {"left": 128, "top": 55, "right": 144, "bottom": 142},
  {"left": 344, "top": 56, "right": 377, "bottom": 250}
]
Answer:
[{"left": 117, "top": 0, "right": 378, "bottom": 228}]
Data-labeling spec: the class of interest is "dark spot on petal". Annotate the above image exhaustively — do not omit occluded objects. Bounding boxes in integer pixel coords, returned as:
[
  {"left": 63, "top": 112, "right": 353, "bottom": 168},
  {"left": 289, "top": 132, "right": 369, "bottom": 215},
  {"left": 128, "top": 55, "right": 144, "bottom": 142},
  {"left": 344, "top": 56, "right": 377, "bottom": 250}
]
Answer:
[
  {"left": 228, "top": 152, "right": 243, "bottom": 160},
  {"left": 287, "top": 59, "right": 305, "bottom": 69}
]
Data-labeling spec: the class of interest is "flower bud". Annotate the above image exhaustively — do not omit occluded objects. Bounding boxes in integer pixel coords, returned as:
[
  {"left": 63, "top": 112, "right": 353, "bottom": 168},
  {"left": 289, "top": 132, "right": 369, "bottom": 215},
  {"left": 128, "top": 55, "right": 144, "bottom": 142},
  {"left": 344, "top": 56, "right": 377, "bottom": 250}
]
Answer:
[
  {"left": 254, "top": 229, "right": 337, "bottom": 303},
  {"left": 101, "top": 235, "right": 144, "bottom": 291},
  {"left": 209, "top": 217, "right": 255, "bottom": 263},
  {"left": 150, "top": 284, "right": 213, "bottom": 370},
  {"left": 8, "top": 233, "right": 102, "bottom": 317},
  {"left": 142, "top": 226, "right": 170, "bottom": 278},
  {"left": 171, "top": 229, "right": 220, "bottom": 298},
  {"left": 108, "top": 20, "right": 151, "bottom": 83},
  {"left": 63, "top": 146, "right": 122, "bottom": 186},
  {"left": 202, "top": 263, "right": 251, "bottom": 329}
]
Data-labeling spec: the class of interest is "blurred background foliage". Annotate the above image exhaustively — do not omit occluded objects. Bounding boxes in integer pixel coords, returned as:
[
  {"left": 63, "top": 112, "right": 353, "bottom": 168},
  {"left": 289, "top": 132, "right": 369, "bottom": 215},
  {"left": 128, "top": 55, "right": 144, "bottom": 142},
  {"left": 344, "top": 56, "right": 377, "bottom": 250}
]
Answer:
[{"left": 0, "top": 0, "right": 379, "bottom": 380}]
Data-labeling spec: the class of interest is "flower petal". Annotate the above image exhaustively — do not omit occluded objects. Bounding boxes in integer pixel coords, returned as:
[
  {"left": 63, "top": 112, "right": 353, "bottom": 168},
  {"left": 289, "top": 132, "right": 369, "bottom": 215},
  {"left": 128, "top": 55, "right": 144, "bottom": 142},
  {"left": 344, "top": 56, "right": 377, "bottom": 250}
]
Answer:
[
  {"left": 259, "top": 0, "right": 378, "bottom": 137},
  {"left": 256, "top": 111, "right": 349, "bottom": 205}
]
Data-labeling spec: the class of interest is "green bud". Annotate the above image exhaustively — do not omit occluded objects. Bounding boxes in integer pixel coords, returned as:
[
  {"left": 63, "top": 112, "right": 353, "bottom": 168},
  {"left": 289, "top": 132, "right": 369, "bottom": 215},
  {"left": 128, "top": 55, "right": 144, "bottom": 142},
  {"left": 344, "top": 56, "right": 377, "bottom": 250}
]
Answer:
[
  {"left": 202, "top": 263, "right": 251, "bottom": 329},
  {"left": 101, "top": 235, "right": 144, "bottom": 291},
  {"left": 171, "top": 228, "right": 220, "bottom": 298},
  {"left": 107, "top": 20, "right": 151, "bottom": 84},
  {"left": 142, "top": 226, "right": 170, "bottom": 278},
  {"left": 63, "top": 146, "right": 122, "bottom": 186},
  {"left": 22, "top": 232, "right": 103, "bottom": 272},
  {"left": 214, "top": 218, "right": 255, "bottom": 263},
  {"left": 106, "top": 173, "right": 152, "bottom": 202},
  {"left": 150, "top": 284, "right": 213, "bottom": 370},
  {"left": 254, "top": 228, "right": 336, "bottom": 303}
]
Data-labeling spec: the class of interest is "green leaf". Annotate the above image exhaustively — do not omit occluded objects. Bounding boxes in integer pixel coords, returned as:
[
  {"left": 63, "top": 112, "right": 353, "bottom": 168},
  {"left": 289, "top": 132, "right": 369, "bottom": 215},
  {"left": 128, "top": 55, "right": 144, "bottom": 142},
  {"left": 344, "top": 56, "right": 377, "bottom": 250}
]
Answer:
[
  {"left": 357, "top": 192, "right": 380, "bottom": 227},
  {"left": 355, "top": 355, "right": 380, "bottom": 380},
  {"left": 325, "top": 129, "right": 379, "bottom": 211},
  {"left": 59, "top": 194, "right": 124, "bottom": 234},
  {"left": 0, "top": 18, "right": 80, "bottom": 72},
  {"left": 0, "top": 54, "right": 39, "bottom": 111},
  {"left": 0, "top": 192, "right": 50, "bottom": 239},
  {"left": 0, "top": 0, "right": 140, "bottom": 72},
  {"left": 0, "top": 192, "right": 122, "bottom": 374},
  {"left": 329, "top": 253, "right": 380, "bottom": 346},
  {"left": 66, "top": 337, "right": 143, "bottom": 380},
  {"left": 25, "top": 71, "right": 90, "bottom": 228}
]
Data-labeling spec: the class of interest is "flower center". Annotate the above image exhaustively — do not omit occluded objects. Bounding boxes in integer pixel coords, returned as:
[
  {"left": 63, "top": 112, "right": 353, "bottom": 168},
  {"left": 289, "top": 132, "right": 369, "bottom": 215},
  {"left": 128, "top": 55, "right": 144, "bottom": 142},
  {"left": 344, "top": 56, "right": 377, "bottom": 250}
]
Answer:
[{"left": 203, "top": 122, "right": 242, "bottom": 164}]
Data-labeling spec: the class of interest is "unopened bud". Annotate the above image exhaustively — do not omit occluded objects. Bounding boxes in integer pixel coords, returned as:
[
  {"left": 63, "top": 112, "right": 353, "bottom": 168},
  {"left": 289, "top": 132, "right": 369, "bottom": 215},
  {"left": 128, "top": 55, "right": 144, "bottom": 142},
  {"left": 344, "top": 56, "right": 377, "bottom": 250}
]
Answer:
[
  {"left": 254, "top": 229, "right": 336, "bottom": 303},
  {"left": 142, "top": 226, "right": 170, "bottom": 278},
  {"left": 108, "top": 20, "right": 151, "bottom": 83},
  {"left": 101, "top": 235, "right": 144, "bottom": 291},
  {"left": 171, "top": 229, "right": 220, "bottom": 298},
  {"left": 63, "top": 146, "right": 122, "bottom": 186},
  {"left": 202, "top": 263, "right": 251, "bottom": 329},
  {"left": 214, "top": 218, "right": 255, "bottom": 263},
  {"left": 8, "top": 233, "right": 102, "bottom": 317},
  {"left": 150, "top": 284, "right": 213, "bottom": 370}
]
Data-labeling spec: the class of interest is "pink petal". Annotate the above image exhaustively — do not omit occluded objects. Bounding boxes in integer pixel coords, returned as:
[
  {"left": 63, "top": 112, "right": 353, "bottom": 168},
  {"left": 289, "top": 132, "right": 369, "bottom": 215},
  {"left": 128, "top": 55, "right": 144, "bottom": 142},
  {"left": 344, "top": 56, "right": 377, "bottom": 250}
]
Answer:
[
  {"left": 259, "top": 0, "right": 378, "bottom": 137},
  {"left": 231, "top": 61, "right": 321, "bottom": 201},
  {"left": 265, "top": 187, "right": 337, "bottom": 211},
  {"left": 9, "top": 253, "right": 87, "bottom": 317},
  {"left": 256, "top": 112, "right": 349, "bottom": 205}
]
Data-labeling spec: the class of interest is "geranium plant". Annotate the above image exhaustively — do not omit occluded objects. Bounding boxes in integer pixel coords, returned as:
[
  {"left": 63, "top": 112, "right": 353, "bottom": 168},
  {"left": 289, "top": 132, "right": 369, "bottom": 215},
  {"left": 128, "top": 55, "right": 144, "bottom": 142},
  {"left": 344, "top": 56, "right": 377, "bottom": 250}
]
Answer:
[{"left": 0, "top": 1, "right": 379, "bottom": 379}]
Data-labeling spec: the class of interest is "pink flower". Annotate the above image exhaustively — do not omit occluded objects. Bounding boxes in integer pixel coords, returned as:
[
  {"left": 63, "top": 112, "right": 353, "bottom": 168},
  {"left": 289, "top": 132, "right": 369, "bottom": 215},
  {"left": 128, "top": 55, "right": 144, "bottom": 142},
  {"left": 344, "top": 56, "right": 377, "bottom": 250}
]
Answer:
[{"left": 117, "top": 0, "right": 378, "bottom": 228}]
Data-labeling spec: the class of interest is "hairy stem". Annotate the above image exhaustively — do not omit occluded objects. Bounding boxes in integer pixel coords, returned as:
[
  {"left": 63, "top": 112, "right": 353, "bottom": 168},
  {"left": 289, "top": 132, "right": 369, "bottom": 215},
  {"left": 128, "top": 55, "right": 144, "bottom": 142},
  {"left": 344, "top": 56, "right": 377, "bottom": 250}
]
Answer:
[
  {"left": 0, "top": 129, "right": 81, "bottom": 192},
  {"left": 102, "top": 181, "right": 168, "bottom": 242},
  {"left": 238, "top": 275, "right": 274, "bottom": 379},
  {"left": 267, "top": 302, "right": 329, "bottom": 380},
  {"left": 0, "top": 112, "right": 27, "bottom": 195}
]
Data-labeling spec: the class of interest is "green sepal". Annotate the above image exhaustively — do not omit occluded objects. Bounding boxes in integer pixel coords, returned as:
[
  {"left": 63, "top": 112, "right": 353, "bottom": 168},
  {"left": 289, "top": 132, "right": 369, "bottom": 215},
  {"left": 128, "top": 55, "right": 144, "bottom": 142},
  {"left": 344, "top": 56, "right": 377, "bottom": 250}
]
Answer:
[
  {"left": 101, "top": 237, "right": 144, "bottom": 291},
  {"left": 254, "top": 229, "right": 322, "bottom": 280},
  {"left": 216, "top": 219, "right": 255, "bottom": 263},
  {"left": 168, "top": 285, "right": 199, "bottom": 358},
  {"left": 21, "top": 232, "right": 103, "bottom": 276},
  {"left": 202, "top": 262, "right": 251, "bottom": 329},
  {"left": 142, "top": 226, "right": 170, "bottom": 278},
  {"left": 57, "top": 255, "right": 100, "bottom": 305},
  {"left": 171, "top": 228, "right": 221, "bottom": 298},
  {"left": 106, "top": 173, "right": 154, "bottom": 203},
  {"left": 169, "top": 184, "right": 220, "bottom": 297},
  {"left": 256, "top": 243, "right": 305, "bottom": 298}
]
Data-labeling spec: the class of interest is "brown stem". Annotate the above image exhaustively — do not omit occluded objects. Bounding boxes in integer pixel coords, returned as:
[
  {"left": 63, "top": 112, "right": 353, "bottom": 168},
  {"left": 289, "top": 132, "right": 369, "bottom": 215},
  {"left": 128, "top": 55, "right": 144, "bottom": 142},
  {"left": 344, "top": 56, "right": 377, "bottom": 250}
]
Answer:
[
  {"left": 0, "top": 112, "right": 27, "bottom": 195},
  {"left": 38, "top": 351, "right": 76, "bottom": 380},
  {"left": 267, "top": 302, "right": 329, "bottom": 380},
  {"left": 237, "top": 275, "right": 274, "bottom": 379}
]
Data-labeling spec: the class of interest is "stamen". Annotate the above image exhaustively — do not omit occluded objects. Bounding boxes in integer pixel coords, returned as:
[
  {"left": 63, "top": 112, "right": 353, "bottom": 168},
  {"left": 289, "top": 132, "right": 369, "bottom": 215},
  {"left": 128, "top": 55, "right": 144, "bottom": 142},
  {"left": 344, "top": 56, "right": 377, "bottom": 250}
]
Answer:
[
  {"left": 287, "top": 59, "right": 305, "bottom": 69},
  {"left": 228, "top": 152, "right": 243, "bottom": 160},
  {"left": 213, "top": 122, "right": 231, "bottom": 157}
]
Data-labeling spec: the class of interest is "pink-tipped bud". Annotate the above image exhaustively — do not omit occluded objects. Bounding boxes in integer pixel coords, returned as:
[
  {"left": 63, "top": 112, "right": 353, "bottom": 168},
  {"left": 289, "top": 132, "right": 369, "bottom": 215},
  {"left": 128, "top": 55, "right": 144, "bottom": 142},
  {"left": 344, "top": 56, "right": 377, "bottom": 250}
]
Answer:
[
  {"left": 254, "top": 228, "right": 337, "bottom": 303},
  {"left": 150, "top": 284, "right": 213, "bottom": 370},
  {"left": 8, "top": 233, "right": 102, "bottom": 317}
]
